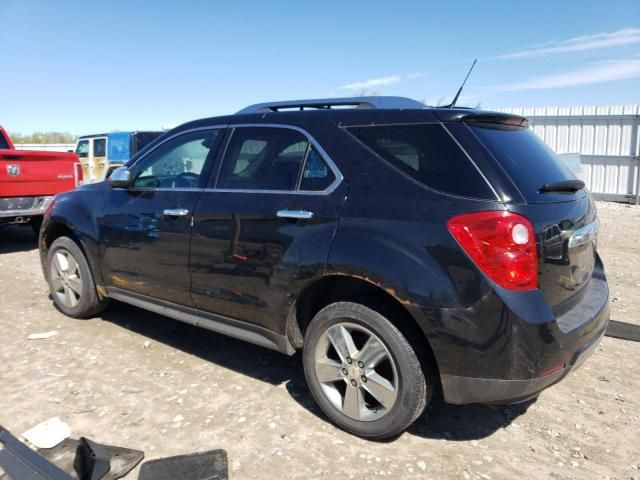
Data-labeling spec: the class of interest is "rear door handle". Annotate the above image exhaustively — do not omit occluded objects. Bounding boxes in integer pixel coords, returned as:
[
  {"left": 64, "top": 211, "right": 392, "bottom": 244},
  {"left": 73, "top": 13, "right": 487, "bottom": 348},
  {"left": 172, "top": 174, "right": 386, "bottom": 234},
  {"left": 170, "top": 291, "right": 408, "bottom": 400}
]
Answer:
[
  {"left": 277, "top": 210, "right": 314, "bottom": 220},
  {"left": 163, "top": 208, "right": 190, "bottom": 217}
]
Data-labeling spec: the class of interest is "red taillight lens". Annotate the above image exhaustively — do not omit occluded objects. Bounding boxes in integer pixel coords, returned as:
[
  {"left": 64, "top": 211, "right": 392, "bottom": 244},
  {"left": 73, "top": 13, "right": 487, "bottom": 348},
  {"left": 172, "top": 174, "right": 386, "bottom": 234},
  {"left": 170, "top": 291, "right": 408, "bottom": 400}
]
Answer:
[
  {"left": 74, "top": 162, "right": 84, "bottom": 186},
  {"left": 447, "top": 211, "right": 538, "bottom": 291}
]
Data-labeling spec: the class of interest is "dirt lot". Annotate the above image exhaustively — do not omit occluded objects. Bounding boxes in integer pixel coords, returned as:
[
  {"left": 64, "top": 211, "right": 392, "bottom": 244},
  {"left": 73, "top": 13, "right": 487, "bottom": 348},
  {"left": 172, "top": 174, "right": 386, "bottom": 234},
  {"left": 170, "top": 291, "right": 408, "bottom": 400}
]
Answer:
[{"left": 0, "top": 201, "right": 638, "bottom": 479}]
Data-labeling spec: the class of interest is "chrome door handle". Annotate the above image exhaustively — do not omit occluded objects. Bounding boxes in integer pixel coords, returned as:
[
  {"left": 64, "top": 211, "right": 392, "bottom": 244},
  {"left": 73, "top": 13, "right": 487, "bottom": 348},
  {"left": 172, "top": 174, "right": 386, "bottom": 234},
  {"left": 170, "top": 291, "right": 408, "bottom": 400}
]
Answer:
[
  {"left": 163, "top": 208, "right": 190, "bottom": 217},
  {"left": 277, "top": 210, "right": 314, "bottom": 220}
]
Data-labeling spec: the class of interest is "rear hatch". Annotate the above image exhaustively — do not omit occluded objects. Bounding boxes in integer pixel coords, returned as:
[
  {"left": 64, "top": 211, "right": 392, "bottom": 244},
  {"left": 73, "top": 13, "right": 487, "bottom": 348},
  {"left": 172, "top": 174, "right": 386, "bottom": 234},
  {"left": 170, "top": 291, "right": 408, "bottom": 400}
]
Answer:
[
  {"left": 0, "top": 150, "right": 81, "bottom": 197},
  {"left": 464, "top": 121, "right": 599, "bottom": 312}
]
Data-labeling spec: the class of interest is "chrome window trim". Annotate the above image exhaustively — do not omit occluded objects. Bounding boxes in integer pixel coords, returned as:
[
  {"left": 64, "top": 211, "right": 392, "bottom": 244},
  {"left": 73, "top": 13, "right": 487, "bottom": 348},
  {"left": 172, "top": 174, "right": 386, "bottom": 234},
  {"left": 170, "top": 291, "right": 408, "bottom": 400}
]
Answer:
[
  {"left": 126, "top": 123, "right": 343, "bottom": 196},
  {"left": 440, "top": 123, "right": 501, "bottom": 201},
  {"left": 568, "top": 219, "right": 600, "bottom": 249}
]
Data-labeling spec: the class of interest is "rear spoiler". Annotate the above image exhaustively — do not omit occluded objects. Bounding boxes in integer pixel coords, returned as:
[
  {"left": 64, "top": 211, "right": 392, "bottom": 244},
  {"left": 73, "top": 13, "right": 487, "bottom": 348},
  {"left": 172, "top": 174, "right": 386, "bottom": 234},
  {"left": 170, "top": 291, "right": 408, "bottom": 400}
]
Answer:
[{"left": 435, "top": 110, "right": 529, "bottom": 127}]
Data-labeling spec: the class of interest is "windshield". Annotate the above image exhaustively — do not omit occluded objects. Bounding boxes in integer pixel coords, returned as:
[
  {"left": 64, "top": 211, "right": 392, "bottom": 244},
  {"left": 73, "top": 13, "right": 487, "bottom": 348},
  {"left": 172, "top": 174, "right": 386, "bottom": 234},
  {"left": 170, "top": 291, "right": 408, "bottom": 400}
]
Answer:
[
  {"left": 76, "top": 140, "right": 89, "bottom": 158},
  {"left": 469, "top": 123, "right": 580, "bottom": 203}
]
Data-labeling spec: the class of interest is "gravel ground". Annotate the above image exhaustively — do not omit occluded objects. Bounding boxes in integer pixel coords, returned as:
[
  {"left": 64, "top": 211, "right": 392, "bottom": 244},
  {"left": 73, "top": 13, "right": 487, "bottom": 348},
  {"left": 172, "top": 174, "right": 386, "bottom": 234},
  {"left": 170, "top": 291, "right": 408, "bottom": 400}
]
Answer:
[{"left": 0, "top": 201, "right": 638, "bottom": 479}]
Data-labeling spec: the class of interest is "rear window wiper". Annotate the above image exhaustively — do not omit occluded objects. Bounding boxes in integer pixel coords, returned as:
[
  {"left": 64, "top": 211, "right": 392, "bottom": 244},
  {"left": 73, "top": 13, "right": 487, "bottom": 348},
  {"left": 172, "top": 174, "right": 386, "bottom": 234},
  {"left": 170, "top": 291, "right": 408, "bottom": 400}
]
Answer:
[{"left": 539, "top": 179, "right": 585, "bottom": 193}]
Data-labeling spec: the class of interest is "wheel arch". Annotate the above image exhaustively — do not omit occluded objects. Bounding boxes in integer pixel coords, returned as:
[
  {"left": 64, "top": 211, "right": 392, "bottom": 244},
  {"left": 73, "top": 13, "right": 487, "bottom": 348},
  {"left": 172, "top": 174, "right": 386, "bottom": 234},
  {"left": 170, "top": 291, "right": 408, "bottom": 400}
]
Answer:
[
  {"left": 288, "top": 274, "right": 441, "bottom": 381},
  {"left": 40, "top": 216, "right": 103, "bottom": 289}
]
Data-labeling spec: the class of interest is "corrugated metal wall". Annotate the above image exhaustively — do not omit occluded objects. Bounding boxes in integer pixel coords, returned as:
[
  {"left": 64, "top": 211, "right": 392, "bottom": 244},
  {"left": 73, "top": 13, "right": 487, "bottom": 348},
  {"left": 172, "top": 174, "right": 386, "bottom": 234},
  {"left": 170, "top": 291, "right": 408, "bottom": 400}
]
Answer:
[{"left": 495, "top": 105, "right": 640, "bottom": 203}]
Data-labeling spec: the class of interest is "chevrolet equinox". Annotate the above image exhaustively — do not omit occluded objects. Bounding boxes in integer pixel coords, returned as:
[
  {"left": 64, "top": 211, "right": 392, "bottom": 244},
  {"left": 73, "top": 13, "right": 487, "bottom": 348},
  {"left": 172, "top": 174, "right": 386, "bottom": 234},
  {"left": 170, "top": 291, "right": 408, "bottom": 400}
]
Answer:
[{"left": 39, "top": 97, "right": 609, "bottom": 439}]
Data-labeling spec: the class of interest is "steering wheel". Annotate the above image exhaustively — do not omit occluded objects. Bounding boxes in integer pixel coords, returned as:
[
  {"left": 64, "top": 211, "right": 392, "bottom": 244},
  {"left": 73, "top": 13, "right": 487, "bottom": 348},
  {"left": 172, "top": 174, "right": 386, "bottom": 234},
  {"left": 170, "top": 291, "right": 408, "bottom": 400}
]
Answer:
[{"left": 174, "top": 172, "right": 199, "bottom": 188}]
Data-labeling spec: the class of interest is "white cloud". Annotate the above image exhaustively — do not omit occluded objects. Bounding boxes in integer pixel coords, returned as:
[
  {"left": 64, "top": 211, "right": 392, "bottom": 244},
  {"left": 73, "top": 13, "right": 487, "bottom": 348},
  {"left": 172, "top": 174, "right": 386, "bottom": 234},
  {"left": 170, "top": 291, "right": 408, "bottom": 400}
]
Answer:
[
  {"left": 337, "top": 72, "right": 427, "bottom": 92},
  {"left": 338, "top": 75, "right": 402, "bottom": 91},
  {"left": 492, "top": 57, "right": 640, "bottom": 91},
  {"left": 490, "top": 28, "right": 640, "bottom": 60}
]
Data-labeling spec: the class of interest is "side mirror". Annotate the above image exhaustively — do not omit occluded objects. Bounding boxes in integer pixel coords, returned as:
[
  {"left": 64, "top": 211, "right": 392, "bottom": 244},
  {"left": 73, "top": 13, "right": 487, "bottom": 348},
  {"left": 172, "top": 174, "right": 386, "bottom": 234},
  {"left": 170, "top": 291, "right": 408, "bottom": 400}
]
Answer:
[{"left": 109, "top": 166, "right": 132, "bottom": 188}]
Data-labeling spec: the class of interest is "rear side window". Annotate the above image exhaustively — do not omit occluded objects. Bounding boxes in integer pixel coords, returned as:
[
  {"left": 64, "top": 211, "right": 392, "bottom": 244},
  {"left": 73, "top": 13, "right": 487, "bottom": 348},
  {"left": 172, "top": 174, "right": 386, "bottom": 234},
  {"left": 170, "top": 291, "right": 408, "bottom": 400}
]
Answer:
[
  {"left": 469, "top": 123, "right": 576, "bottom": 202},
  {"left": 347, "top": 123, "right": 495, "bottom": 199},
  {"left": 94, "top": 138, "right": 106, "bottom": 157},
  {"left": 217, "top": 127, "right": 308, "bottom": 191},
  {"left": 0, "top": 133, "right": 10, "bottom": 150}
]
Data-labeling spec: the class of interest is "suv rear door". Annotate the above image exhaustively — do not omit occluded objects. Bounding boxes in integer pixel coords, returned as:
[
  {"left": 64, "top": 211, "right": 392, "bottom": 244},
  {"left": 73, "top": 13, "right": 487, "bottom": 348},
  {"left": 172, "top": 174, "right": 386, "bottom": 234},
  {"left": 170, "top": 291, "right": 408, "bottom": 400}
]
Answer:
[
  {"left": 99, "top": 128, "right": 223, "bottom": 306},
  {"left": 190, "top": 125, "right": 347, "bottom": 333}
]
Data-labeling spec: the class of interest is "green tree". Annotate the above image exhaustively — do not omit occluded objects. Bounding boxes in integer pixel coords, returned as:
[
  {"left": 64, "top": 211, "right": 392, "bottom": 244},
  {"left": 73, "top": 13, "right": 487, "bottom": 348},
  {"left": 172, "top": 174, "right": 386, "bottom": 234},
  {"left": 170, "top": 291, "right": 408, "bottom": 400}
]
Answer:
[{"left": 10, "top": 132, "right": 77, "bottom": 144}]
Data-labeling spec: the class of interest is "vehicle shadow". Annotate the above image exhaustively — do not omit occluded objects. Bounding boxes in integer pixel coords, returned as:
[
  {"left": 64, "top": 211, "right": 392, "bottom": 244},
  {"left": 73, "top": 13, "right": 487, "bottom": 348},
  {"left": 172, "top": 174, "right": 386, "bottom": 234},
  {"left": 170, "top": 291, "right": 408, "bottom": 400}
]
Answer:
[
  {"left": 101, "top": 300, "right": 531, "bottom": 442},
  {"left": 0, "top": 224, "right": 38, "bottom": 254},
  {"left": 407, "top": 396, "right": 535, "bottom": 441},
  {"left": 284, "top": 374, "right": 534, "bottom": 442},
  {"left": 101, "top": 301, "right": 302, "bottom": 387}
]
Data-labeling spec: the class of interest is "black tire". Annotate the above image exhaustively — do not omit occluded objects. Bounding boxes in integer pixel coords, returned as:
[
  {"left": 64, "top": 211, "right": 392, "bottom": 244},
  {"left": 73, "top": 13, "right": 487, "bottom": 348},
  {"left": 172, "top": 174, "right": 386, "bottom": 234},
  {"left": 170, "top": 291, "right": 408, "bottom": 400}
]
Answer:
[
  {"left": 46, "top": 236, "right": 109, "bottom": 318},
  {"left": 303, "top": 302, "right": 432, "bottom": 440}
]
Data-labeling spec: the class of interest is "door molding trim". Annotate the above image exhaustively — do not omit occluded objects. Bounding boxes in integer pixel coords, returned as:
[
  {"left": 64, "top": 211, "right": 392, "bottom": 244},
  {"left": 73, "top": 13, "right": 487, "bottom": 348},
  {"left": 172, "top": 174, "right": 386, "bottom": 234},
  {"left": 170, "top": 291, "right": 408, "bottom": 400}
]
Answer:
[{"left": 104, "top": 286, "right": 295, "bottom": 355}]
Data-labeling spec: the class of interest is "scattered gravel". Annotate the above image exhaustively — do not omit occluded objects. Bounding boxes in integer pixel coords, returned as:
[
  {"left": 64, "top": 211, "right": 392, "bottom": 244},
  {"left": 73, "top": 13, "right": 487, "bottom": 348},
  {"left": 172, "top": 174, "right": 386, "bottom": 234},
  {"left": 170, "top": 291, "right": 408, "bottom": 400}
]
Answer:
[{"left": 0, "top": 202, "right": 638, "bottom": 479}]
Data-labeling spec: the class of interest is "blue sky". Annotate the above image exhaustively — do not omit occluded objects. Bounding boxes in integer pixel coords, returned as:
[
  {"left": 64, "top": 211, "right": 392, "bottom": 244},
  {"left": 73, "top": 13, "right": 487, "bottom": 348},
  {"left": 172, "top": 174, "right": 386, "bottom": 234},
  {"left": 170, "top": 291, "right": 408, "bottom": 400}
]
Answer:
[{"left": 1, "top": 0, "right": 639, "bottom": 134}]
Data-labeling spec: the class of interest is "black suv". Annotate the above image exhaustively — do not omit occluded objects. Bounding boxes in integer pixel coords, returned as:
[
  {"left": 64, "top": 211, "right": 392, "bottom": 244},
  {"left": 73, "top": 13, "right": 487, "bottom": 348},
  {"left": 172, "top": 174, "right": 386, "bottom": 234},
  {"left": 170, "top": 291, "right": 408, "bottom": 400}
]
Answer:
[{"left": 39, "top": 97, "right": 609, "bottom": 439}]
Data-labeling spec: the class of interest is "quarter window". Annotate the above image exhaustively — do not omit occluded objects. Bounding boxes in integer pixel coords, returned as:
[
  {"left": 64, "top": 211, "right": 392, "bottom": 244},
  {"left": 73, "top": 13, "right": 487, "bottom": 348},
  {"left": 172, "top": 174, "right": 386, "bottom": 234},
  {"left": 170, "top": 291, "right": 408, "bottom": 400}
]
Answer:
[
  {"left": 300, "top": 147, "right": 335, "bottom": 191},
  {"left": 217, "top": 127, "right": 309, "bottom": 191},
  {"left": 347, "top": 123, "right": 494, "bottom": 199},
  {"left": 132, "top": 130, "right": 220, "bottom": 189}
]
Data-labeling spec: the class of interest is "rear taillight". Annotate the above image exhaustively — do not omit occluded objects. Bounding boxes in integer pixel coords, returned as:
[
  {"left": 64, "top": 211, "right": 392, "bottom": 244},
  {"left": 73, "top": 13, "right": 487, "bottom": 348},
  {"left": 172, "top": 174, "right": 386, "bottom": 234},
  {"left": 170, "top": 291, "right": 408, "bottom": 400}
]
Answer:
[
  {"left": 448, "top": 211, "right": 538, "bottom": 291},
  {"left": 74, "top": 162, "right": 84, "bottom": 186}
]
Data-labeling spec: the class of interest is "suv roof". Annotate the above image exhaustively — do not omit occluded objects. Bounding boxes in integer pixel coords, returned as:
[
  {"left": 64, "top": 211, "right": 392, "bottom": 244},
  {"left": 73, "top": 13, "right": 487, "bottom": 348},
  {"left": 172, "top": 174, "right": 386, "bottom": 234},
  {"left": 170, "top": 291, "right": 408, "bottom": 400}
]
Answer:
[
  {"left": 174, "top": 97, "right": 527, "bottom": 134},
  {"left": 236, "top": 96, "right": 426, "bottom": 113}
]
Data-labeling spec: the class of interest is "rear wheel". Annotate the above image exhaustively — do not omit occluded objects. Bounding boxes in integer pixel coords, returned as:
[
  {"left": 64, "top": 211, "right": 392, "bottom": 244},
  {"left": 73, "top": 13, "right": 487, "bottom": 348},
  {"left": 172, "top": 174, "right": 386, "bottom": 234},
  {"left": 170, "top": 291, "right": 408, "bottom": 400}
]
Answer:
[
  {"left": 46, "top": 236, "right": 109, "bottom": 318},
  {"left": 303, "top": 302, "right": 432, "bottom": 440}
]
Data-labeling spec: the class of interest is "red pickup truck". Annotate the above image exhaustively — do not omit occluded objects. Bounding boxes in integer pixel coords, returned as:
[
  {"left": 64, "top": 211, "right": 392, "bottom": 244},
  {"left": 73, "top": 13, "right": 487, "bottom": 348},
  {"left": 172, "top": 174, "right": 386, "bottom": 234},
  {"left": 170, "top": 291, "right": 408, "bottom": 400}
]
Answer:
[{"left": 0, "top": 126, "right": 82, "bottom": 234}]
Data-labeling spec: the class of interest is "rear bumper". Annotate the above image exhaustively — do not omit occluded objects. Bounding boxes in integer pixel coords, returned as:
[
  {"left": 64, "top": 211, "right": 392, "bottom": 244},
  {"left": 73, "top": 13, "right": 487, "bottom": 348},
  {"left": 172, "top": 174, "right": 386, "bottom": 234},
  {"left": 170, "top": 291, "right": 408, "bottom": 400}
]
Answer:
[
  {"left": 0, "top": 196, "right": 53, "bottom": 219},
  {"left": 430, "top": 261, "right": 610, "bottom": 405},
  {"left": 441, "top": 321, "right": 607, "bottom": 404}
]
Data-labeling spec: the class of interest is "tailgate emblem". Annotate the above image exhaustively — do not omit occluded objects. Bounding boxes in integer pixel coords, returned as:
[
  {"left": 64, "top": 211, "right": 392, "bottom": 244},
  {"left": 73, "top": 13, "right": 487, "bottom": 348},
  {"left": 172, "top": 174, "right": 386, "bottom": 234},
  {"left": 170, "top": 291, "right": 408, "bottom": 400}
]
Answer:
[{"left": 6, "top": 164, "right": 20, "bottom": 176}]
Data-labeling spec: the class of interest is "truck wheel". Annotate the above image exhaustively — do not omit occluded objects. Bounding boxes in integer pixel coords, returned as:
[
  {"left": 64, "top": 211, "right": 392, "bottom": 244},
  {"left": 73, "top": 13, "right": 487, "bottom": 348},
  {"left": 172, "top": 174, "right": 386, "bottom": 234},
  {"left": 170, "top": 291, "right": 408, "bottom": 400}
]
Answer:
[
  {"left": 303, "top": 302, "right": 432, "bottom": 440},
  {"left": 46, "top": 236, "right": 109, "bottom": 318}
]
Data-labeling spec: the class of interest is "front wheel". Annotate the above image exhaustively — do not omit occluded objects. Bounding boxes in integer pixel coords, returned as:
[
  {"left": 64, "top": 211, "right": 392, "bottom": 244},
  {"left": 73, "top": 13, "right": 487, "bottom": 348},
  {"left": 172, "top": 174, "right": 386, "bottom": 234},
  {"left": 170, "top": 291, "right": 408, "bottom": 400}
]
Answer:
[
  {"left": 303, "top": 302, "right": 432, "bottom": 440},
  {"left": 46, "top": 236, "right": 109, "bottom": 318}
]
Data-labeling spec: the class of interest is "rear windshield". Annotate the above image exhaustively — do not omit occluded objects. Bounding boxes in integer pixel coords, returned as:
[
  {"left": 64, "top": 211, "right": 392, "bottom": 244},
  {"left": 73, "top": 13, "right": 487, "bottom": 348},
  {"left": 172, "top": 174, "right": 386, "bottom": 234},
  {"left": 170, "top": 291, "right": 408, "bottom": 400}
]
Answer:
[
  {"left": 347, "top": 123, "right": 495, "bottom": 199},
  {"left": 469, "top": 123, "right": 577, "bottom": 202},
  {"left": 0, "top": 133, "right": 10, "bottom": 150}
]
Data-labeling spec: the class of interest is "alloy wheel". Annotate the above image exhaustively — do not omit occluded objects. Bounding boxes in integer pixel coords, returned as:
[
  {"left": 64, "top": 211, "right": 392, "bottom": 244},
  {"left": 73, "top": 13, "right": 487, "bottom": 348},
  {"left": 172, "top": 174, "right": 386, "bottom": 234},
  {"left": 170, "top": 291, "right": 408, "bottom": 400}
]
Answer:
[
  {"left": 50, "top": 249, "right": 82, "bottom": 308},
  {"left": 314, "top": 322, "right": 399, "bottom": 422}
]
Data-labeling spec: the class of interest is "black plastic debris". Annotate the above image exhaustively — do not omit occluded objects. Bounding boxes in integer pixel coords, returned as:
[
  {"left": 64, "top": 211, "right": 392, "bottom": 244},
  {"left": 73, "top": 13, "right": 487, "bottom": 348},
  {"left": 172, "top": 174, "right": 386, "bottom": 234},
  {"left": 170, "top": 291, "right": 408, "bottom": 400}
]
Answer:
[
  {"left": 138, "top": 450, "right": 228, "bottom": 480},
  {"left": 39, "top": 438, "right": 144, "bottom": 480},
  {"left": 73, "top": 438, "right": 111, "bottom": 480},
  {"left": 605, "top": 320, "right": 640, "bottom": 342},
  {"left": 0, "top": 426, "right": 72, "bottom": 480}
]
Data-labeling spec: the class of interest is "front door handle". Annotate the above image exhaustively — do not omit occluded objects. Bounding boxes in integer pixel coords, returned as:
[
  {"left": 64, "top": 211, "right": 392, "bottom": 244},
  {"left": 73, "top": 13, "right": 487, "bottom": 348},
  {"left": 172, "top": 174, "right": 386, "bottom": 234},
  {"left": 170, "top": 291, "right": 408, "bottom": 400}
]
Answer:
[
  {"left": 163, "top": 208, "right": 190, "bottom": 217},
  {"left": 277, "top": 210, "right": 314, "bottom": 220}
]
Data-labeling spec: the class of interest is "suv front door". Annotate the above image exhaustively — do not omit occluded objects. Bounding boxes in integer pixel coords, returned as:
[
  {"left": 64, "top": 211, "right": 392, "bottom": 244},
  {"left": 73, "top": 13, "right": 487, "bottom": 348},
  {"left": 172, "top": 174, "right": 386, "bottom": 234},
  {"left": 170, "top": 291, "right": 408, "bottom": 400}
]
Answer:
[
  {"left": 99, "top": 128, "right": 223, "bottom": 306},
  {"left": 190, "top": 125, "right": 347, "bottom": 334}
]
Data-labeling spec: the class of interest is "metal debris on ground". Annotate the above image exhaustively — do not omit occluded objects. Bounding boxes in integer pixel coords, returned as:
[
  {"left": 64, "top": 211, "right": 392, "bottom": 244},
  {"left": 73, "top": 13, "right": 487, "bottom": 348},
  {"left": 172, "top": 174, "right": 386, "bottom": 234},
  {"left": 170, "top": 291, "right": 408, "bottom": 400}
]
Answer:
[
  {"left": 605, "top": 320, "right": 640, "bottom": 342},
  {"left": 27, "top": 331, "right": 58, "bottom": 340}
]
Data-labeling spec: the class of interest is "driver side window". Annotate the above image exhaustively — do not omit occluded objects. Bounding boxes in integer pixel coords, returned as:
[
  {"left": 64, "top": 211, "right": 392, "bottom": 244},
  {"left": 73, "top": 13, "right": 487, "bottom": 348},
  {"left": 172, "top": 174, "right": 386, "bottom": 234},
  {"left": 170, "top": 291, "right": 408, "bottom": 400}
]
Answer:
[{"left": 133, "top": 130, "right": 220, "bottom": 189}]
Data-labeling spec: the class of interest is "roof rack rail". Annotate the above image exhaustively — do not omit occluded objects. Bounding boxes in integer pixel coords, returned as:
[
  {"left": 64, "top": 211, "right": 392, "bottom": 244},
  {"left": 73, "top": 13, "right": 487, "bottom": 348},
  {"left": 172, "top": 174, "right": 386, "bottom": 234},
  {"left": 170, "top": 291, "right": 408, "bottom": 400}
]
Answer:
[{"left": 236, "top": 96, "right": 425, "bottom": 114}]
